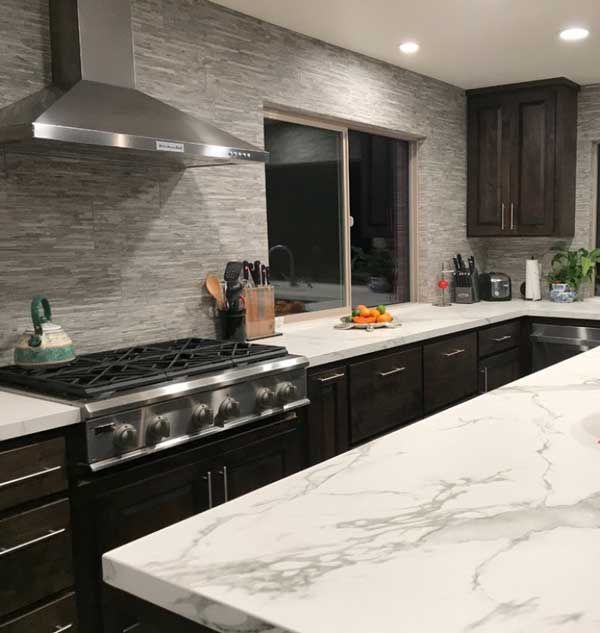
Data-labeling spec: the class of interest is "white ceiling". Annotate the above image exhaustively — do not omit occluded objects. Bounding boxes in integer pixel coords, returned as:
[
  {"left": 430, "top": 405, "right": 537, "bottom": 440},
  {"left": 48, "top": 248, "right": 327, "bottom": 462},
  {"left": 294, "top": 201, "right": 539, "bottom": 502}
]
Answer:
[{"left": 211, "top": 0, "right": 600, "bottom": 88}]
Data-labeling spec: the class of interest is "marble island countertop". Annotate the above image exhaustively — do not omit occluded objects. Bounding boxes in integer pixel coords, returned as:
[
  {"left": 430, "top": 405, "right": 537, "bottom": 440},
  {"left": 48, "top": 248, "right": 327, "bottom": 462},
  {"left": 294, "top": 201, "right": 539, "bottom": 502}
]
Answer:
[
  {"left": 103, "top": 342, "right": 600, "bottom": 633},
  {"left": 267, "top": 298, "right": 600, "bottom": 366}
]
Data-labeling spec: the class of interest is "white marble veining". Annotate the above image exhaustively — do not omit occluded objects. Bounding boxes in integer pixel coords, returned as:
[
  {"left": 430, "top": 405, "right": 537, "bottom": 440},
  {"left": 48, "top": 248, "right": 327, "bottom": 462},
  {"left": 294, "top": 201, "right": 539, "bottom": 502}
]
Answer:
[
  {"left": 0, "top": 389, "right": 80, "bottom": 441},
  {"left": 267, "top": 298, "right": 600, "bottom": 366},
  {"left": 103, "top": 341, "right": 600, "bottom": 633}
]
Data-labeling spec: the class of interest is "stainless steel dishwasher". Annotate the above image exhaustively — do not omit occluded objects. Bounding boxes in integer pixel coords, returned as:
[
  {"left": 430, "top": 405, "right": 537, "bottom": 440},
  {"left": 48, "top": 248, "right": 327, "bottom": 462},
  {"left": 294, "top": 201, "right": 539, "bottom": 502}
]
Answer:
[{"left": 530, "top": 323, "right": 600, "bottom": 371}]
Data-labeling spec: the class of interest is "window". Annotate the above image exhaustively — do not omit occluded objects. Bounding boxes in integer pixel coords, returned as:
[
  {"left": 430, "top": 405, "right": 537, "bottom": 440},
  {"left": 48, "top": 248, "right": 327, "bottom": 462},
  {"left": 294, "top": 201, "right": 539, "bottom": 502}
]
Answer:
[
  {"left": 597, "top": 145, "right": 600, "bottom": 296},
  {"left": 264, "top": 112, "right": 411, "bottom": 317}
]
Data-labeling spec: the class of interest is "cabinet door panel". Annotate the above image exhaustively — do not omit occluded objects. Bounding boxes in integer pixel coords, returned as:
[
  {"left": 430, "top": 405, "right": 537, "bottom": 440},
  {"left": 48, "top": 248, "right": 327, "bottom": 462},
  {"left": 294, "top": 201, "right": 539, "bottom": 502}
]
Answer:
[
  {"left": 478, "top": 320, "right": 521, "bottom": 357},
  {"left": 349, "top": 348, "right": 422, "bottom": 444},
  {"left": 307, "top": 366, "right": 349, "bottom": 464},
  {"left": 424, "top": 333, "right": 477, "bottom": 413},
  {"left": 510, "top": 90, "right": 556, "bottom": 234},
  {"left": 221, "top": 415, "right": 305, "bottom": 501},
  {"left": 0, "top": 593, "right": 78, "bottom": 633},
  {"left": 0, "top": 499, "right": 73, "bottom": 618},
  {"left": 479, "top": 348, "right": 522, "bottom": 393},
  {"left": 467, "top": 98, "right": 509, "bottom": 236}
]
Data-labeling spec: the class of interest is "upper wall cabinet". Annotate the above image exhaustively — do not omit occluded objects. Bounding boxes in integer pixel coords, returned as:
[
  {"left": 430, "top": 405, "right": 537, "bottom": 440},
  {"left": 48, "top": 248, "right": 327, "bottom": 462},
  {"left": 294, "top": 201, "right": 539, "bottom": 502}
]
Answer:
[{"left": 467, "top": 78, "right": 579, "bottom": 237}]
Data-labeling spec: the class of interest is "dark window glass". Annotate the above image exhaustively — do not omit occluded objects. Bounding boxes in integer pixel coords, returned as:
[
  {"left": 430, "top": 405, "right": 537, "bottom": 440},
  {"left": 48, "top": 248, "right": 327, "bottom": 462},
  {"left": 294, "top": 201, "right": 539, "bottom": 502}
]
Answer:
[
  {"left": 264, "top": 118, "right": 345, "bottom": 316},
  {"left": 349, "top": 130, "right": 410, "bottom": 306}
]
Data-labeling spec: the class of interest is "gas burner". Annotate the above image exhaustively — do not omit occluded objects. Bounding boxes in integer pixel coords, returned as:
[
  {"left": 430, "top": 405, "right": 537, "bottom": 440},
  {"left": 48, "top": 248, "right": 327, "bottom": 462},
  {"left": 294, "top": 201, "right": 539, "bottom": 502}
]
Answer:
[{"left": 0, "top": 338, "right": 288, "bottom": 399}]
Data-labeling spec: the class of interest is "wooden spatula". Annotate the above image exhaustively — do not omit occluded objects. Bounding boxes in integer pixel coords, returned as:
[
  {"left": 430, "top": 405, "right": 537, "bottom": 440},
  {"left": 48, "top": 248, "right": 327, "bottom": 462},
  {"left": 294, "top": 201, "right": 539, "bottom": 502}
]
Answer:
[{"left": 205, "top": 274, "right": 226, "bottom": 310}]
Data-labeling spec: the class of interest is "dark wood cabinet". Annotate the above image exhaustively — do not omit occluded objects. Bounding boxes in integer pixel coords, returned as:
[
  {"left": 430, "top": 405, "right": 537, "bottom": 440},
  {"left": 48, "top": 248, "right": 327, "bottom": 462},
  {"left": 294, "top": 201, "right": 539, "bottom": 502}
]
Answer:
[
  {"left": 220, "top": 414, "right": 306, "bottom": 501},
  {"left": 424, "top": 333, "right": 478, "bottom": 413},
  {"left": 0, "top": 593, "right": 78, "bottom": 633},
  {"left": 467, "top": 78, "right": 578, "bottom": 237},
  {"left": 307, "top": 366, "right": 349, "bottom": 464},
  {"left": 478, "top": 320, "right": 522, "bottom": 357},
  {"left": 479, "top": 347, "right": 522, "bottom": 393},
  {"left": 0, "top": 436, "right": 67, "bottom": 512},
  {"left": 0, "top": 499, "right": 73, "bottom": 618},
  {"left": 349, "top": 348, "right": 422, "bottom": 444}
]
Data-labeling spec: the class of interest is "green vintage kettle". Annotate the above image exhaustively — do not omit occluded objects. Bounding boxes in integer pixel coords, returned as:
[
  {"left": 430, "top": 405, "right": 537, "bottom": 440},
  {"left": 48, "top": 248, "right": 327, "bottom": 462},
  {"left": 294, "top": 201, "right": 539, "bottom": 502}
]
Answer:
[{"left": 14, "top": 296, "right": 76, "bottom": 368}]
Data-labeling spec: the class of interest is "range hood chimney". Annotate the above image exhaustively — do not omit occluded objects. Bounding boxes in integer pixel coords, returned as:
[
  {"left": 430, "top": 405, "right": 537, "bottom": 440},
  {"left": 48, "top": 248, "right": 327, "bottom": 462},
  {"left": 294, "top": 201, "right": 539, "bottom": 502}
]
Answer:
[{"left": 0, "top": 0, "right": 268, "bottom": 167}]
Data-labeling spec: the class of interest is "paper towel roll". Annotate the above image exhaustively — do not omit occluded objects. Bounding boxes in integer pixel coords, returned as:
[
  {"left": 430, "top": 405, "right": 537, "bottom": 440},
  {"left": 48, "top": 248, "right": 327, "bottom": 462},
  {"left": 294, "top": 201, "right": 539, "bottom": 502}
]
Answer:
[{"left": 525, "top": 259, "right": 541, "bottom": 300}]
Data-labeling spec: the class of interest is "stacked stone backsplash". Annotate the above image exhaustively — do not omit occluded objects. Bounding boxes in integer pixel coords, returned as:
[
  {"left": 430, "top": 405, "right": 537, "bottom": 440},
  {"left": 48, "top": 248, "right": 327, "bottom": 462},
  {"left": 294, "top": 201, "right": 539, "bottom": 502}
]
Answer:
[{"left": 0, "top": 0, "right": 481, "bottom": 364}]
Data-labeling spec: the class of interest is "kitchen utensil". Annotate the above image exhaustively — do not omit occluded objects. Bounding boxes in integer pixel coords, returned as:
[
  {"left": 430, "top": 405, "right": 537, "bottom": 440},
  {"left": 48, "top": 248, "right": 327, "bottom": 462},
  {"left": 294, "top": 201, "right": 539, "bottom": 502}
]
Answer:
[
  {"left": 252, "top": 260, "right": 262, "bottom": 286},
  {"left": 224, "top": 261, "right": 243, "bottom": 285},
  {"left": 14, "top": 296, "right": 76, "bottom": 368},
  {"left": 457, "top": 253, "right": 465, "bottom": 271},
  {"left": 206, "top": 274, "right": 226, "bottom": 309},
  {"left": 264, "top": 266, "right": 270, "bottom": 285},
  {"left": 261, "top": 264, "right": 268, "bottom": 286}
]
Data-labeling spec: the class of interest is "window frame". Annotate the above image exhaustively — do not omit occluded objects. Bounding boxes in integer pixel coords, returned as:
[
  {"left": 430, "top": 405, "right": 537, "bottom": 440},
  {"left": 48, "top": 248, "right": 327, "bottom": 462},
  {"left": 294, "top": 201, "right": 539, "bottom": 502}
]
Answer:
[{"left": 263, "top": 107, "right": 418, "bottom": 321}]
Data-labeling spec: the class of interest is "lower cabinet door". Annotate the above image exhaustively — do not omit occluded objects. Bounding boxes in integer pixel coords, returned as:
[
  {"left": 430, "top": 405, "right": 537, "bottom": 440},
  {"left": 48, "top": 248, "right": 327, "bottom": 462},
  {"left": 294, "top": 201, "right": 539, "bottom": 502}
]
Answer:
[
  {"left": 0, "top": 593, "right": 78, "bottom": 633},
  {"left": 97, "top": 462, "right": 213, "bottom": 633},
  {"left": 307, "top": 366, "right": 349, "bottom": 464},
  {"left": 219, "top": 414, "right": 306, "bottom": 501},
  {"left": 349, "top": 348, "right": 423, "bottom": 444},
  {"left": 424, "top": 332, "right": 478, "bottom": 413},
  {"left": 0, "top": 499, "right": 73, "bottom": 618},
  {"left": 479, "top": 347, "right": 522, "bottom": 393}
]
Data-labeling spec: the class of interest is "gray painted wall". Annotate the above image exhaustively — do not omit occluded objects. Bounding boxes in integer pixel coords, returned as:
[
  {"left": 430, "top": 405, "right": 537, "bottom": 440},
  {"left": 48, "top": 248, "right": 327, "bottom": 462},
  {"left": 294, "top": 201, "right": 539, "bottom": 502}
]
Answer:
[
  {"left": 483, "top": 84, "right": 600, "bottom": 296},
  {"left": 0, "top": 0, "right": 480, "bottom": 363}
]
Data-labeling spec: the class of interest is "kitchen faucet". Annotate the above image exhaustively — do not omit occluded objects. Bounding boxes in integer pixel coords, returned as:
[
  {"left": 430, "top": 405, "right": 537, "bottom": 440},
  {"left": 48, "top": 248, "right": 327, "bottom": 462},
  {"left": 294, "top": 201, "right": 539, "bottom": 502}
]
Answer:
[{"left": 269, "top": 244, "right": 298, "bottom": 286}]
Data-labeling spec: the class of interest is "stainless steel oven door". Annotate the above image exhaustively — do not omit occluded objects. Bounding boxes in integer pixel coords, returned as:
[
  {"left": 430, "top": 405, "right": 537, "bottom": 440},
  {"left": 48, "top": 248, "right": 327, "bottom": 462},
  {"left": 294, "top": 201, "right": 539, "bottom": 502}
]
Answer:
[{"left": 530, "top": 323, "right": 600, "bottom": 372}]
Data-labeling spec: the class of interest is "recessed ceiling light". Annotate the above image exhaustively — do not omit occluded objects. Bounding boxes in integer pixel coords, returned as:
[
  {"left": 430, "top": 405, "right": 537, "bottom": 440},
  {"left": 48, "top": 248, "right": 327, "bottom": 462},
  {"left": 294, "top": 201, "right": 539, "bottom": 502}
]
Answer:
[
  {"left": 559, "top": 27, "right": 589, "bottom": 42},
  {"left": 399, "top": 41, "right": 419, "bottom": 54}
]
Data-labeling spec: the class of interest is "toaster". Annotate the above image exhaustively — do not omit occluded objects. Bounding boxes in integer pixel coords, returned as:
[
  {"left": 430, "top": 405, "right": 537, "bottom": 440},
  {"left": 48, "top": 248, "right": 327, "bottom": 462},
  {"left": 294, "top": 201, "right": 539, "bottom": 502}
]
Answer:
[{"left": 479, "top": 272, "right": 512, "bottom": 301}]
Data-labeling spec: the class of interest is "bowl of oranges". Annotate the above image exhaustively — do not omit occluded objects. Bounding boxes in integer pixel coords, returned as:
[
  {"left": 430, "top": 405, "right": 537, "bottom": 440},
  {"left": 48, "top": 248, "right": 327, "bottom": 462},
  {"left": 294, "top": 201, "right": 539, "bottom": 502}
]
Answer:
[{"left": 339, "top": 305, "right": 395, "bottom": 329}]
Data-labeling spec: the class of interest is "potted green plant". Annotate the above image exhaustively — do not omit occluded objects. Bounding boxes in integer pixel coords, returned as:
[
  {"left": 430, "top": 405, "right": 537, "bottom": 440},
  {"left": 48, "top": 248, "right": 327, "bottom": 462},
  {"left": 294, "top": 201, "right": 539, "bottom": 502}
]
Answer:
[{"left": 546, "top": 247, "right": 600, "bottom": 301}]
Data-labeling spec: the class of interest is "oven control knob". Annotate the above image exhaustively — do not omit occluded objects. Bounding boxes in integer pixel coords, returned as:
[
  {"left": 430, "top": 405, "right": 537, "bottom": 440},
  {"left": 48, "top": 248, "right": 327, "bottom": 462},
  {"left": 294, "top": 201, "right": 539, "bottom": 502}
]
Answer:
[
  {"left": 256, "top": 387, "right": 275, "bottom": 411},
  {"left": 113, "top": 424, "right": 137, "bottom": 451},
  {"left": 219, "top": 396, "right": 240, "bottom": 420},
  {"left": 192, "top": 404, "right": 214, "bottom": 429},
  {"left": 147, "top": 415, "right": 170, "bottom": 443},
  {"left": 276, "top": 381, "right": 298, "bottom": 405}
]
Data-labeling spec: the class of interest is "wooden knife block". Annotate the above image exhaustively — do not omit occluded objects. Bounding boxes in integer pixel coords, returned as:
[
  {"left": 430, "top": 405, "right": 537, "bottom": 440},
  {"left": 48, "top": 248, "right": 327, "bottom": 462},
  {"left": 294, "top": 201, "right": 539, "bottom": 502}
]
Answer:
[{"left": 244, "top": 286, "right": 275, "bottom": 340}]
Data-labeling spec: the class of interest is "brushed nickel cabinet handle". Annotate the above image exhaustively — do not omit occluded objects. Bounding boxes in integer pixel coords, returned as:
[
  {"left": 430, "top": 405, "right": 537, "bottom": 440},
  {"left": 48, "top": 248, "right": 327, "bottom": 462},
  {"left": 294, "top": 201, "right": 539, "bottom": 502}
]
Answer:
[
  {"left": 491, "top": 335, "right": 512, "bottom": 343},
  {"left": 0, "top": 527, "right": 66, "bottom": 557},
  {"left": 377, "top": 367, "right": 406, "bottom": 377},
  {"left": 54, "top": 624, "right": 73, "bottom": 633},
  {"left": 480, "top": 367, "right": 489, "bottom": 393},
  {"left": 0, "top": 465, "right": 61, "bottom": 489},
  {"left": 442, "top": 349, "right": 465, "bottom": 357},
  {"left": 219, "top": 466, "right": 229, "bottom": 502},
  {"left": 122, "top": 623, "right": 141, "bottom": 633},
  {"left": 203, "top": 471, "right": 213, "bottom": 509},
  {"left": 317, "top": 373, "right": 345, "bottom": 383},
  {"left": 501, "top": 203, "right": 505, "bottom": 230},
  {"left": 510, "top": 203, "right": 515, "bottom": 230}
]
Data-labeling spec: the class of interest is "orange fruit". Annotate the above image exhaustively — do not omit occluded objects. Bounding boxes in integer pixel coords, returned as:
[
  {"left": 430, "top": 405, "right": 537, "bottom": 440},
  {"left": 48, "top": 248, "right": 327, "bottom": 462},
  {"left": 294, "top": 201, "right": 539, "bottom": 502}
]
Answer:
[{"left": 359, "top": 307, "right": 371, "bottom": 317}]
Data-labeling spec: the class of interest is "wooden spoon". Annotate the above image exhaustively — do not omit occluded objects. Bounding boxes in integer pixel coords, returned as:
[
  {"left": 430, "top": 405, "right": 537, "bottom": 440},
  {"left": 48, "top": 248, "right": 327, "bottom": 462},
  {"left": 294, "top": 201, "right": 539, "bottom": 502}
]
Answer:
[{"left": 206, "top": 274, "right": 226, "bottom": 310}]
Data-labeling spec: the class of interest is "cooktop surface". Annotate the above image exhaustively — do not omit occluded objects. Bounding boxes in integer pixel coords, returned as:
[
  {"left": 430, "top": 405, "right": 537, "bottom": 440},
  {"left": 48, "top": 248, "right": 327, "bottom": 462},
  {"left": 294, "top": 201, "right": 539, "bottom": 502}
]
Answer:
[{"left": 0, "top": 338, "right": 288, "bottom": 400}]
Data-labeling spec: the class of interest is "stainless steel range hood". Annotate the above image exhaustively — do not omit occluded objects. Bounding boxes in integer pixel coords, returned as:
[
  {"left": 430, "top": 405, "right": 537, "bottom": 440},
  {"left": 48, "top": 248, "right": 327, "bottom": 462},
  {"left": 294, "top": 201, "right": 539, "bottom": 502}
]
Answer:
[{"left": 0, "top": 0, "right": 267, "bottom": 168}]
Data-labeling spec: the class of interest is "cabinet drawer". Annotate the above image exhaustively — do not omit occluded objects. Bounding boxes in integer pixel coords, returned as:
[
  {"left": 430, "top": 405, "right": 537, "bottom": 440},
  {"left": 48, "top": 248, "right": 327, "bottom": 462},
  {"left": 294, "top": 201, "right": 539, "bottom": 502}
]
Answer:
[
  {"left": 478, "top": 320, "right": 521, "bottom": 357},
  {"left": 0, "top": 437, "right": 67, "bottom": 512},
  {"left": 479, "top": 347, "right": 522, "bottom": 393},
  {"left": 0, "top": 499, "right": 73, "bottom": 617},
  {"left": 0, "top": 593, "right": 78, "bottom": 633},
  {"left": 424, "top": 333, "right": 477, "bottom": 413},
  {"left": 350, "top": 348, "right": 422, "bottom": 444}
]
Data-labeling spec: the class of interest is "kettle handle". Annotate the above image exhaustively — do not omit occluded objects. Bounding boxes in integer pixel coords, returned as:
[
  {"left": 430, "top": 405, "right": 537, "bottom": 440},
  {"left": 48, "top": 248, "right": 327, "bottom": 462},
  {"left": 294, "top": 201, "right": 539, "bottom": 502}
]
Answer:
[{"left": 29, "top": 295, "right": 52, "bottom": 347}]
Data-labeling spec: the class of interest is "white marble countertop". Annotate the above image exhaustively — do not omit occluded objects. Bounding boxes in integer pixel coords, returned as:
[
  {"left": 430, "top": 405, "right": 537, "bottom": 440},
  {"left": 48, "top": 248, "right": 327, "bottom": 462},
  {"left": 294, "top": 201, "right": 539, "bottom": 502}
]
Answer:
[
  {"left": 0, "top": 389, "right": 80, "bottom": 442},
  {"left": 103, "top": 340, "right": 600, "bottom": 633},
  {"left": 265, "top": 298, "right": 600, "bottom": 366}
]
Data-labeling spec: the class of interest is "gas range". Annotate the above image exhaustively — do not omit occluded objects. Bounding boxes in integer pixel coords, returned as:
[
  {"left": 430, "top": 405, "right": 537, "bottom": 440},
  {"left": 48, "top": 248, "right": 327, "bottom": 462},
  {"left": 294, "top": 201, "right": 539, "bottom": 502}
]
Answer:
[{"left": 0, "top": 338, "right": 308, "bottom": 470}]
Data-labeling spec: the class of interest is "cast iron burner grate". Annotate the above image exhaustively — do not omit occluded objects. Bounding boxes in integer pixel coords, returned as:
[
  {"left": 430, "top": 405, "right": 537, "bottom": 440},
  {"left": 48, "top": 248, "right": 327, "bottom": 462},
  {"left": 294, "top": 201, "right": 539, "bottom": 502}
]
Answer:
[{"left": 0, "top": 338, "right": 288, "bottom": 399}]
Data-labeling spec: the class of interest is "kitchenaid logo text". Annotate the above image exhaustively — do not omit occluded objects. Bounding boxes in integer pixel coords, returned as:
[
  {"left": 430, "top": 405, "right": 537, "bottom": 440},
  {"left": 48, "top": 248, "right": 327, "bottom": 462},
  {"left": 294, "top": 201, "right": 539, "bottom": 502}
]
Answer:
[{"left": 156, "top": 141, "right": 184, "bottom": 153}]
